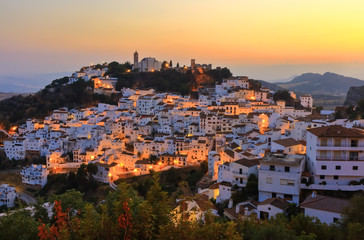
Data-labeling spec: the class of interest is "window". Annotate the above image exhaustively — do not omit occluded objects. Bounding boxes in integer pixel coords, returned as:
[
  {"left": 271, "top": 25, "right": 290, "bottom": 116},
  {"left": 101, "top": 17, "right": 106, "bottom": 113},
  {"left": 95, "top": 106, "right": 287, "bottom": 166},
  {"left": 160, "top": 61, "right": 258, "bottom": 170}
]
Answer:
[
  {"left": 333, "top": 175, "right": 339, "bottom": 180},
  {"left": 351, "top": 140, "right": 358, "bottom": 147},
  {"left": 240, "top": 178, "right": 243, "bottom": 184},
  {"left": 239, "top": 168, "right": 242, "bottom": 174},
  {"left": 285, "top": 166, "right": 290, "bottom": 172},
  {"left": 280, "top": 179, "right": 295, "bottom": 186},
  {"left": 272, "top": 193, "right": 276, "bottom": 198},
  {"left": 320, "top": 139, "right": 328, "bottom": 146},
  {"left": 334, "top": 139, "right": 341, "bottom": 147},
  {"left": 333, "top": 217, "right": 339, "bottom": 223},
  {"left": 350, "top": 152, "right": 359, "bottom": 160},
  {"left": 266, "top": 177, "right": 273, "bottom": 184},
  {"left": 284, "top": 194, "right": 293, "bottom": 201},
  {"left": 321, "top": 165, "right": 327, "bottom": 170},
  {"left": 335, "top": 165, "right": 341, "bottom": 170},
  {"left": 353, "top": 166, "right": 358, "bottom": 170},
  {"left": 320, "top": 175, "right": 325, "bottom": 180},
  {"left": 269, "top": 165, "right": 275, "bottom": 171}
]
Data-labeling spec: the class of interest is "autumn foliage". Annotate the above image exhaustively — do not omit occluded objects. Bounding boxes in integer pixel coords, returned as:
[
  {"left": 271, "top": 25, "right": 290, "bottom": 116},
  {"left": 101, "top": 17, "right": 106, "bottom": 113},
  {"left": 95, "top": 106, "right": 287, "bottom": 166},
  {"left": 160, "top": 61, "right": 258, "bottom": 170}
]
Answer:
[
  {"left": 118, "top": 201, "right": 133, "bottom": 240},
  {"left": 38, "top": 200, "right": 80, "bottom": 240}
]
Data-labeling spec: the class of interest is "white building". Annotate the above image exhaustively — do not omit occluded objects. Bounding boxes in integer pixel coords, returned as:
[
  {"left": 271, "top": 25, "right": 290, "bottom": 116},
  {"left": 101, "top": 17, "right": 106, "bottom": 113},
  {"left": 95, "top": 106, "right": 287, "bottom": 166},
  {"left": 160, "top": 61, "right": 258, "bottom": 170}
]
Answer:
[
  {"left": 21, "top": 164, "right": 49, "bottom": 187},
  {"left": 306, "top": 125, "right": 364, "bottom": 189},
  {"left": 0, "top": 184, "right": 17, "bottom": 208},
  {"left": 300, "top": 94, "right": 313, "bottom": 108},
  {"left": 136, "top": 57, "right": 162, "bottom": 72},
  {"left": 4, "top": 137, "right": 26, "bottom": 160},
  {"left": 301, "top": 192, "right": 349, "bottom": 224},
  {"left": 257, "top": 197, "right": 289, "bottom": 220},
  {"left": 258, "top": 154, "right": 305, "bottom": 204},
  {"left": 218, "top": 158, "right": 259, "bottom": 188}
]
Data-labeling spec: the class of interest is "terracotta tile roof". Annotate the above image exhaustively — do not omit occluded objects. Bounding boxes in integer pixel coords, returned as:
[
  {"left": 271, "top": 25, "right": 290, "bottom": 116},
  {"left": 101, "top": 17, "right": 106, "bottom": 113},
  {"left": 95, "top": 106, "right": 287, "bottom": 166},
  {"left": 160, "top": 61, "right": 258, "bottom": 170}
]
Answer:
[
  {"left": 273, "top": 138, "right": 301, "bottom": 147},
  {"left": 301, "top": 194, "right": 349, "bottom": 213},
  {"left": 220, "top": 181, "right": 232, "bottom": 187},
  {"left": 234, "top": 158, "right": 259, "bottom": 167},
  {"left": 307, "top": 125, "right": 364, "bottom": 138},
  {"left": 258, "top": 197, "right": 289, "bottom": 210}
]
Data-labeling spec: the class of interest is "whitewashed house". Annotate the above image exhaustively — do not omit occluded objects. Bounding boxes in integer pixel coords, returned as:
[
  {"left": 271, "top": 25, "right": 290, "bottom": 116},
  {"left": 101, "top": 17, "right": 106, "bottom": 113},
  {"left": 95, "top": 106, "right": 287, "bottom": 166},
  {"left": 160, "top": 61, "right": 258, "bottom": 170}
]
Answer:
[
  {"left": 21, "top": 164, "right": 49, "bottom": 187},
  {"left": 301, "top": 192, "right": 349, "bottom": 224}
]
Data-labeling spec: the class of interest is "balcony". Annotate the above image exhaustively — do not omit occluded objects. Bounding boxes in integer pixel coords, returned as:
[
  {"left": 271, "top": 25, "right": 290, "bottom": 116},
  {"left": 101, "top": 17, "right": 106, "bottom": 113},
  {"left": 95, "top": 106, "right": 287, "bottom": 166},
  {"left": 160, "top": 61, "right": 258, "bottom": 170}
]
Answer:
[
  {"left": 317, "top": 156, "right": 364, "bottom": 161},
  {"left": 316, "top": 143, "right": 364, "bottom": 150}
]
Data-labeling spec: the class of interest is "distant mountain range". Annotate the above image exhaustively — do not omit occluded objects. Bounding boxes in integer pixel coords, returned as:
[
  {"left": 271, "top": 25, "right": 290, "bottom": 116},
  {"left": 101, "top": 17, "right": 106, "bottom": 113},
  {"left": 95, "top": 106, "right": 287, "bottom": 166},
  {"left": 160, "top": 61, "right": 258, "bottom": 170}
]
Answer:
[
  {"left": 0, "top": 72, "right": 71, "bottom": 93},
  {"left": 274, "top": 72, "right": 364, "bottom": 96}
]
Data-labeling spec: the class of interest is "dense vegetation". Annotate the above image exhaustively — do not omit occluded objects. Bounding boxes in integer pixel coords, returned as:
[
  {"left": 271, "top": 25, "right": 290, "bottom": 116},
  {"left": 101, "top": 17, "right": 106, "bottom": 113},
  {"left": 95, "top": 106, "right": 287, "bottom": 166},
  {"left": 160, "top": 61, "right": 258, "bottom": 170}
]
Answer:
[
  {"left": 273, "top": 90, "right": 296, "bottom": 106},
  {"left": 113, "top": 67, "right": 232, "bottom": 95},
  {"left": 0, "top": 172, "right": 363, "bottom": 240}
]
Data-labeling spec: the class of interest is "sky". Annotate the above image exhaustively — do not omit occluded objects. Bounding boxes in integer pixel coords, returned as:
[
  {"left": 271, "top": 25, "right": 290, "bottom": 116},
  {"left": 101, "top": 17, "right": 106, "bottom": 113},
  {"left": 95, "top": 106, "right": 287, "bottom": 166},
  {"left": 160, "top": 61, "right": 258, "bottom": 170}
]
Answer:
[{"left": 1, "top": 0, "right": 364, "bottom": 91}]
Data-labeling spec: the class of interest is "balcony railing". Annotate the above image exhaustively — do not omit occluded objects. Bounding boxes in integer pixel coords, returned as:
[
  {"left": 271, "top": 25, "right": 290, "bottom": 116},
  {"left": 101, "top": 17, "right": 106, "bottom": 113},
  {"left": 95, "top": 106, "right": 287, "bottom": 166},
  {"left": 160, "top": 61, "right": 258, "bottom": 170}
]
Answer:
[
  {"left": 317, "top": 144, "right": 364, "bottom": 148},
  {"left": 317, "top": 156, "right": 364, "bottom": 161}
]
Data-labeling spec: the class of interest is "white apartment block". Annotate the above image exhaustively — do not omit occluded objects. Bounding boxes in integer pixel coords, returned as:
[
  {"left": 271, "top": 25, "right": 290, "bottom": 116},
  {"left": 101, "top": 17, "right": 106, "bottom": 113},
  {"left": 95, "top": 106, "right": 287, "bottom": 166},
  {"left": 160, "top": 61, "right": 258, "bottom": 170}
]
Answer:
[
  {"left": 0, "top": 184, "right": 17, "bottom": 208},
  {"left": 21, "top": 164, "right": 49, "bottom": 187},
  {"left": 306, "top": 125, "right": 364, "bottom": 189},
  {"left": 258, "top": 154, "right": 305, "bottom": 204},
  {"left": 4, "top": 137, "right": 26, "bottom": 160},
  {"left": 136, "top": 95, "right": 162, "bottom": 115}
]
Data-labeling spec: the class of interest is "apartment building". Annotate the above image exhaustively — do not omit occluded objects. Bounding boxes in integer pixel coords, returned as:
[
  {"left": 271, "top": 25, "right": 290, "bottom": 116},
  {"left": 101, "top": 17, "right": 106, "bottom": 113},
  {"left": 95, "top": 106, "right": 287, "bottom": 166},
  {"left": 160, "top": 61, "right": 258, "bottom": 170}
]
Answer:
[{"left": 258, "top": 153, "right": 305, "bottom": 204}]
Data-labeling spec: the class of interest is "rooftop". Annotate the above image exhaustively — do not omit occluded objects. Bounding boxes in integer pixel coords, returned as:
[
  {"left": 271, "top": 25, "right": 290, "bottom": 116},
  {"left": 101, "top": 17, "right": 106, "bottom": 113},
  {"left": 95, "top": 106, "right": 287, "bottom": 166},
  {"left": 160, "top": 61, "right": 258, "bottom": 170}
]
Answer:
[{"left": 261, "top": 153, "right": 304, "bottom": 166}]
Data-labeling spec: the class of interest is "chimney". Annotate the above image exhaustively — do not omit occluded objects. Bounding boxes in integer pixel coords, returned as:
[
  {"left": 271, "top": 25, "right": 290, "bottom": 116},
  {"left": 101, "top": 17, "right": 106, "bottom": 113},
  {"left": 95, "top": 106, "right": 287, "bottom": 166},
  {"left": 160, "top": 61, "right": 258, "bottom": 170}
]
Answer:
[
  {"left": 244, "top": 207, "right": 249, "bottom": 216},
  {"left": 228, "top": 198, "right": 233, "bottom": 208},
  {"left": 312, "top": 191, "right": 317, "bottom": 198}
]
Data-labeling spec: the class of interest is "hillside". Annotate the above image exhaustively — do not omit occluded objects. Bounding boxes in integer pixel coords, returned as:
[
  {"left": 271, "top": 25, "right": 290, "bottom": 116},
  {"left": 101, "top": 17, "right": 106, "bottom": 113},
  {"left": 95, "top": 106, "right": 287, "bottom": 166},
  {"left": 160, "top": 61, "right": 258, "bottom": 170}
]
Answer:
[
  {"left": 0, "top": 78, "right": 120, "bottom": 130},
  {"left": 344, "top": 85, "right": 364, "bottom": 106},
  {"left": 276, "top": 72, "right": 364, "bottom": 96},
  {"left": 0, "top": 63, "right": 232, "bottom": 130},
  {"left": 258, "top": 80, "right": 283, "bottom": 92}
]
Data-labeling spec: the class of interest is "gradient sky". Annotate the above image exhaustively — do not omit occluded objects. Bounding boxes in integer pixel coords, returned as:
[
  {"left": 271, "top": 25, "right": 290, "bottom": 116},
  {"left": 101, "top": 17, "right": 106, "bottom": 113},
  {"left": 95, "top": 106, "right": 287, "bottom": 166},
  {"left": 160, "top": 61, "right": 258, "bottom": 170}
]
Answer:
[{"left": 1, "top": 0, "right": 364, "bottom": 90}]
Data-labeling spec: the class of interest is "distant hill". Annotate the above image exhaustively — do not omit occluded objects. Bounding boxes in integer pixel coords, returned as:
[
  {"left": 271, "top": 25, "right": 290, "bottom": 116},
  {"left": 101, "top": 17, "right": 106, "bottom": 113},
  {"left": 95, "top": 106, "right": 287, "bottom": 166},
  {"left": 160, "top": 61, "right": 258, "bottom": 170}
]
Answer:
[
  {"left": 258, "top": 80, "right": 283, "bottom": 92},
  {"left": 275, "top": 72, "right": 364, "bottom": 96},
  {"left": 344, "top": 85, "right": 364, "bottom": 106},
  {"left": 0, "top": 92, "right": 31, "bottom": 101}
]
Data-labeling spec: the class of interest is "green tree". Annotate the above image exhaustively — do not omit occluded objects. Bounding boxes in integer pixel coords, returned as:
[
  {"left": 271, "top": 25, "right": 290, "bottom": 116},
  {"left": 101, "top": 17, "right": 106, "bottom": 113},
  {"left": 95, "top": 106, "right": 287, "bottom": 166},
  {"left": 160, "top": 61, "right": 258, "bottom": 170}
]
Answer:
[
  {"left": 273, "top": 90, "right": 295, "bottom": 106},
  {"left": 49, "top": 189, "right": 85, "bottom": 212},
  {"left": 0, "top": 210, "right": 39, "bottom": 240}
]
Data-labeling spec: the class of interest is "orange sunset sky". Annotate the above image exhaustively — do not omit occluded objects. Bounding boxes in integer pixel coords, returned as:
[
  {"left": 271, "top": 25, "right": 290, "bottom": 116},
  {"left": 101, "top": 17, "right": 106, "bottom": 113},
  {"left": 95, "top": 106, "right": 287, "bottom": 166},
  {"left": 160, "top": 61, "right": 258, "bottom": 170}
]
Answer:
[{"left": 1, "top": 0, "right": 364, "bottom": 86}]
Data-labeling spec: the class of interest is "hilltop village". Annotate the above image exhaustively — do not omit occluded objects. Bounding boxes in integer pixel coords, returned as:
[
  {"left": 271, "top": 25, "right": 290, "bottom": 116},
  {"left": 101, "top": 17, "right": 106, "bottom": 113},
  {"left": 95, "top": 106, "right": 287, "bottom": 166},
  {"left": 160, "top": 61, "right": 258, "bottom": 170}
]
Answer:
[{"left": 2, "top": 58, "right": 364, "bottom": 226}]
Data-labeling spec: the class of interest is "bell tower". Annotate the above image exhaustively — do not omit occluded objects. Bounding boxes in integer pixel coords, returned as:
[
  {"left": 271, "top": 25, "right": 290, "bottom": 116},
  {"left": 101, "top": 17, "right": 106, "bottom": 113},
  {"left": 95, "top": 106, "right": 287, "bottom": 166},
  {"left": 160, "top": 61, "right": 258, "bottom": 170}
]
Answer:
[{"left": 133, "top": 51, "right": 139, "bottom": 70}]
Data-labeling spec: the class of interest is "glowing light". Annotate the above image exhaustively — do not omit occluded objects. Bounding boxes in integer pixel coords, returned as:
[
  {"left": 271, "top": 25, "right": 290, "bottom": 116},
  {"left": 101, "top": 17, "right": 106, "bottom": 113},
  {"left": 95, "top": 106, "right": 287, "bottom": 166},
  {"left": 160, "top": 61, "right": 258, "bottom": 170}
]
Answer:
[
  {"left": 11, "top": 126, "right": 17, "bottom": 131},
  {"left": 149, "top": 166, "right": 153, "bottom": 169},
  {"left": 158, "top": 162, "right": 162, "bottom": 165},
  {"left": 251, "top": 96, "right": 255, "bottom": 100},
  {"left": 134, "top": 169, "right": 137, "bottom": 172},
  {"left": 108, "top": 173, "right": 112, "bottom": 177},
  {"left": 91, "top": 155, "right": 94, "bottom": 160}
]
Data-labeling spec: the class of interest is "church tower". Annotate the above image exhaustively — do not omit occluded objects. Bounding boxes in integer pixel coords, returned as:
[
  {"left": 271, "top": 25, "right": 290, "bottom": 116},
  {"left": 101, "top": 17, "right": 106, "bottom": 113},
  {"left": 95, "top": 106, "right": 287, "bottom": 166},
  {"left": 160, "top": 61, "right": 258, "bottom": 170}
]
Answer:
[{"left": 133, "top": 51, "right": 139, "bottom": 70}]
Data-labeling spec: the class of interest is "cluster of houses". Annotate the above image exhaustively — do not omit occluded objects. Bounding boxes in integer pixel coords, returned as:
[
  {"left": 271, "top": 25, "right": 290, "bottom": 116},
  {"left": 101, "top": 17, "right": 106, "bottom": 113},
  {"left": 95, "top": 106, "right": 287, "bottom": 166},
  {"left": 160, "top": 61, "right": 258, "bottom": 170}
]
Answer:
[{"left": 2, "top": 73, "right": 364, "bottom": 224}]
